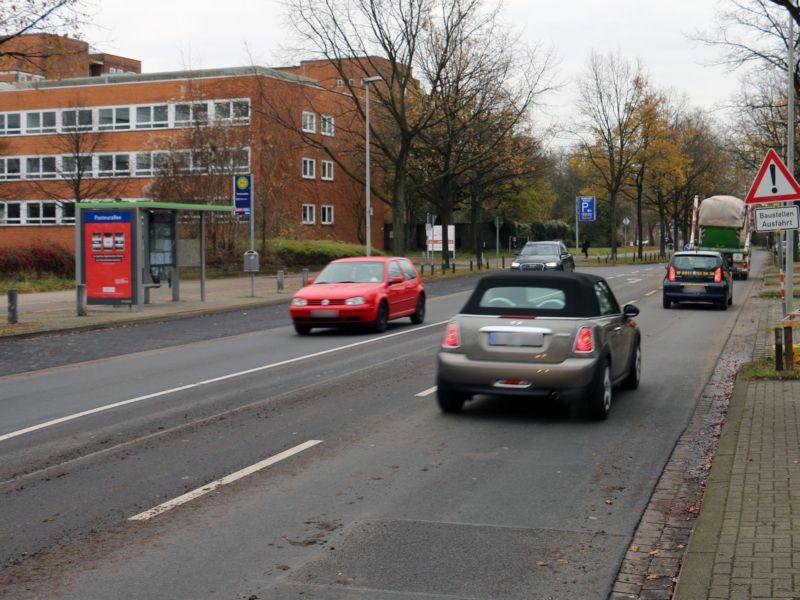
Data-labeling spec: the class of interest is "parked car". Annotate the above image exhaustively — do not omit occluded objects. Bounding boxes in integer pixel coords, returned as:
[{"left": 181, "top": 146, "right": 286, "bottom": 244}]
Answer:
[
  {"left": 290, "top": 256, "right": 425, "bottom": 334},
  {"left": 662, "top": 250, "right": 732, "bottom": 310},
  {"left": 510, "top": 240, "right": 575, "bottom": 271},
  {"left": 436, "top": 271, "right": 641, "bottom": 420}
]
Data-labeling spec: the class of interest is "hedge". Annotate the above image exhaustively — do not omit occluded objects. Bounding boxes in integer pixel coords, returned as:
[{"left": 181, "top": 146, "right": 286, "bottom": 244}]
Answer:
[{"left": 0, "top": 243, "right": 75, "bottom": 278}]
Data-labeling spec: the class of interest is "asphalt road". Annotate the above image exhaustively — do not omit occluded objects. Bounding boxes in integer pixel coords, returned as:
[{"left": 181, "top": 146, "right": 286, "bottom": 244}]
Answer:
[{"left": 0, "top": 259, "right": 763, "bottom": 599}]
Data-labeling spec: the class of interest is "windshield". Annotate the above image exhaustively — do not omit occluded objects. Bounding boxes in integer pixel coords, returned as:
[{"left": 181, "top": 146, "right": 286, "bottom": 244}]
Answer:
[
  {"left": 315, "top": 261, "right": 385, "bottom": 284},
  {"left": 519, "top": 243, "right": 559, "bottom": 257}
]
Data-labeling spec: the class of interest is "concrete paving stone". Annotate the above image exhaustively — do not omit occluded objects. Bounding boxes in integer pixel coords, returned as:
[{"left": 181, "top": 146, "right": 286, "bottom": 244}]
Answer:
[
  {"left": 609, "top": 593, "right": 638, "bottom": 600},
  {"left": 731, "top": 565, "right": 753, "bottom": 579},
  {"left": 750, "top": 581, "right": 773, "bottom": 597},
  {"left": 611, "top": 581, "right": 640, "bottom": 595},
  {"left": 709, "top": 585, "right": 730, "bottom": 598}
]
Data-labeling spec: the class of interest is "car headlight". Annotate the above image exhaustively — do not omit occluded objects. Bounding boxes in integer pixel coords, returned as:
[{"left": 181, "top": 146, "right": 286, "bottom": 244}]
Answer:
[
  {"left": 511, "top": 261, "right": 520, "bottom": 268},
  {"left": 545, "top": 262, "right": 557, "bottom": 267},
  {"left": 345, "top": 296, "right": 366, "bottom": 306},
  {"left": 291, "top": 297, "right": 308, "bottom": 306}
]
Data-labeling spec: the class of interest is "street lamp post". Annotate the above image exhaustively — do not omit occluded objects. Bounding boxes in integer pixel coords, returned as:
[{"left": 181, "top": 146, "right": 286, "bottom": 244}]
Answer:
[{"left": 363, "top": 75, "right": 382, "bottom": 256}]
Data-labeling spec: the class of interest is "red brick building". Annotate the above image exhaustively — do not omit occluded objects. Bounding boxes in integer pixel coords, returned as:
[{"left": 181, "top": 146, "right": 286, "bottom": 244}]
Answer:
[{"left": 0, "top": 36, "right": 385, "bottom": 253}]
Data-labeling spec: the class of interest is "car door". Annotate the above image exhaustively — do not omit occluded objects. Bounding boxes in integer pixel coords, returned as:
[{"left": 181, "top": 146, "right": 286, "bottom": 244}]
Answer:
[
  {"left": 560, "top": 242, "right": 575, "bottom": 271},
  {"left": 398, "top": 259, "right": 421, "bottom": 313},
  {"left": 386, "top": 260, "right": 406, "bottom": 317},
  {"left": 594, "top": 280, "right": 630, "bottom": 380}
]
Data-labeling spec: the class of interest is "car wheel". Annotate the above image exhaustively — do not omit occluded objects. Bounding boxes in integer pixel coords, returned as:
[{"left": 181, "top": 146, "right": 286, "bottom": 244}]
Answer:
[
  {"left": 720, "top": 296, "right": 728, "bottom": 311},
  {"left": 585, "top": 357, "right": 612, "bottom": 421},
  {"left": 372, "top": 301, "right": 389, "bottom": 333},
  {"left": 728, "top": 291, "right": 733, "bottom": 306},
  {"left": 436, "top": 380, "right": 467, "bottom": 413},
  {"left": 410, "top": 295, "right": 426, "bottom": 324},
  {"left": 662, "top": 295, "right": 671, "bottom": 309},
  {"left": 741, "top": 273, "right": 749, "bottom": 281},
  {"left": 294, "top": 324, "right": 312, "bottom": 335},
  {"left": 621, "top": 340, "right": 641, "bottom": 390}
]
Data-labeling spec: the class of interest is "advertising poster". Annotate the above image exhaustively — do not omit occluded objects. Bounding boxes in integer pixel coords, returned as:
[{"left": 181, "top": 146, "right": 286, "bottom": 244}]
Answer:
[{"left": 83, "top": 209, "right": 135, "bottom": 304}]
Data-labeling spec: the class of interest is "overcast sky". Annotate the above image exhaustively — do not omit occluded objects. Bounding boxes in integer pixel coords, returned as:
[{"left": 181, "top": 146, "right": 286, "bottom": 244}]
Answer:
[{"left": 86, "top": 0, "right": 760, "bottom": 144}]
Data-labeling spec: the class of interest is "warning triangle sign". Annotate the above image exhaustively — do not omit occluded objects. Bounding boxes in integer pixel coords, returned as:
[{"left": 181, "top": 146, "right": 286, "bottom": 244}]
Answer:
[{"left": 746, "top": 148, "right": 800, "bottom": 204}]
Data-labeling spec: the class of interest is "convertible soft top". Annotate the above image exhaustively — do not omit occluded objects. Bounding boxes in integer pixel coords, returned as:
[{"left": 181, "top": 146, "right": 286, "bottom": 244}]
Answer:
[{"left": 460, "top": 271, "right": 609, "bottom": 318}]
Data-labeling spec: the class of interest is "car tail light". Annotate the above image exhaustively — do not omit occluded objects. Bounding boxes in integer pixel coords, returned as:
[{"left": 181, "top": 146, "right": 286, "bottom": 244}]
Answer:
[
  {"left": 442, "top": 322, "right": 461, "bottom": 348},
  {"left": 714, "top": 267, "right": 722, "bottom": 283},
  {"left": 667, "top": 266, "right": 676, "bottom": 282},
  {"left": 574, "top": 326, "right": 593, "bottom": 353}
]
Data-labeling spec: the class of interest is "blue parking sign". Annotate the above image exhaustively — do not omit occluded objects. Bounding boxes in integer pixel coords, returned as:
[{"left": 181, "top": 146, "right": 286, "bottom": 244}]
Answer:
[
  {"left": 233, "top": 174, "right": 252, "bottom": 216},
  {"left": 577, "top": 196, "right": 595, "bottom": 221}
]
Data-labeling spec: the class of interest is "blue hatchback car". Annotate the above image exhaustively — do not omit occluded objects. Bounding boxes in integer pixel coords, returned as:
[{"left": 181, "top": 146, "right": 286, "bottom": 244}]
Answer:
[{"left": 663, "top": 250, "right": 733, "bottom": 310}]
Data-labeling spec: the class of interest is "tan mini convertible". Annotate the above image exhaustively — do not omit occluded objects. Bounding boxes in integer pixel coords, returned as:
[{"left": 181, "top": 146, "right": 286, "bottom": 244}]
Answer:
[{"left": 436, "top": 271, "right": 641, "bottom": 420}]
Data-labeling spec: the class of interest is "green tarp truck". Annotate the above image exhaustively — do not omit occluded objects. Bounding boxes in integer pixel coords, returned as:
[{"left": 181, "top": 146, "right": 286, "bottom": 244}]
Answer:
[{"left": 691, "top": 195, "right": 751, "bottom": 280}]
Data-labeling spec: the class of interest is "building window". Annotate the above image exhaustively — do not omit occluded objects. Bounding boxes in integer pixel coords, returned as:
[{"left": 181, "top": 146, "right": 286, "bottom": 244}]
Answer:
[
  {"left": 61, "top": 201, "right": 76, "bottom": 223},
  {"left": 348, "top": 78, "right": 354, "bottom": 86},
  {"left": 0, "top": 158, "right": 21, "bottom": 180},
  {"left": 231, "top": 148, "right": 250, "bottom": 173},
  {"left": 135, "top": 152, "right": 153, "bottom": 176},
  {"left": 302, "top": 157, "right": 316, "bottom": 179},
  {"left": 136, "top": 105, "right": 168, "bottom": 129},
  {"left": 174, "top": 102, "right": 208, "bottom": 127},
  {"left": 61, "top": 155, "right": 92, "bottom": 175},
  {"left": 98, "top": 107, "right": 131, "bottom": 131},
  {"left": 321, "top": 204, "right": 334, "bottom": 225},
  {"left": 302, "top": 204, "right": 315, "bottom": 225},
  {"left": 214, "top": 100, "right": 250, "bottom": 123},
  {"left": 0, "top": 202, "right": 21, "bottom": 224},
  {"left": 98, "top": 153, "right": 131, "bottom": 177},
  {"left": 26, "top": 156, "right": 57, "bottom": 179},
  {"left": 62, "top": 109, "right": 93, "bottom": 131},
  {"left": 26, "top": 111, "right": 56, "bottom": 134},
  {"left": 26, "top": 201, "right": 57, "bottom": 224},
  {"left": 321, "top": 115, "right": 335, "bottom": 136},
  {"left": 0, "top": 113, "right": 21, "bottom": 135},
  {"left": 336, "top": 79, "right": 343, "bottom": 87},
  {"left": 321, "top": 160, "right": 334, "bottom": 181},
  {"left": 302, "top": 111, "right": 316, "bottom": 133}
]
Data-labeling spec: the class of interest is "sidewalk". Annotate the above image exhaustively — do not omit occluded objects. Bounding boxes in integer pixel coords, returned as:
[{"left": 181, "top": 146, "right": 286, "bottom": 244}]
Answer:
[
  {"left": 0, "top": 273, "right": 307, "bottom": 339},
  {"left": 673, "top": 294, "right": 800, "bottom": 598}
]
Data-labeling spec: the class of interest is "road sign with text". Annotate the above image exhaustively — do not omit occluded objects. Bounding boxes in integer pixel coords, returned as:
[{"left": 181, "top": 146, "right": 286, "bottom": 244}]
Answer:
[{"left": 577, "top": 196, "right": 595, "bottom": 221}]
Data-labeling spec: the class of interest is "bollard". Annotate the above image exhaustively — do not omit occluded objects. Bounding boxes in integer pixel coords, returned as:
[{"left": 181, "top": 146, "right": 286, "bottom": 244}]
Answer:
[
  {"left": 277, "top": 269, "right": 285, "bottom": 291},
  {"left": 776, "top": 327, "right": 784, "bottom": 371},
  {"left": 469, "top": 259, "right": 473, "bottom": 271},
  {"left": 302, "top": 268, "right": 309, "bottom": 287},
  {"left": 451, "top": 262, "right": 455, "bottom": 274},
  {"left": 502, "top": 257, "right": 505, "bottom": 268},
  {"left": 785, "top": 326, "right": 795, "bottom": 370},
  {"left": 7, "top": 288, "right": 18, "bottom": 324},
  {"left": 420, "top": 264, "right": 425, "bottom": 276},
  {"left": 76, "top": 284, "right": 87, "bottom": 316}
]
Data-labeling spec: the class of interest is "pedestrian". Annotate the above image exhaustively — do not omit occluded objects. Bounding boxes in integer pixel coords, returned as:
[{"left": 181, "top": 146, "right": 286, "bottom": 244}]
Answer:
[{"left": 580, "top": 238, "right": 590, "bottom": 259}]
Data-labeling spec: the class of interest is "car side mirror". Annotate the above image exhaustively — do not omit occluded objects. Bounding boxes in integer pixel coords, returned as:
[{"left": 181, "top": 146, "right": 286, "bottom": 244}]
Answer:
[
  {"left": 307, "top": 277, "right": 315, "bottom": 285},
  {"left": 623, "top": 304, "right": 640, "bottom": 317},
  {"left": 390, "top": 276, "right": 404, "bottom": 285}
]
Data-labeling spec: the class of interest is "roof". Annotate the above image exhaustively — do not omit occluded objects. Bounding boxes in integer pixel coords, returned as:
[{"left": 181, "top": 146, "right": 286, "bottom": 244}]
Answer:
[
  {"left": 79, "top": 201, "right": 234, "bottom": 212},
  {"left": 333, "top": 256, "right": 399, "bottom": 263},
  {"left": 460, "top": 271, "right": 608, "bottom": 318},
  {"left": 3, "top": 65, "right": 318, "bottom": 92}
]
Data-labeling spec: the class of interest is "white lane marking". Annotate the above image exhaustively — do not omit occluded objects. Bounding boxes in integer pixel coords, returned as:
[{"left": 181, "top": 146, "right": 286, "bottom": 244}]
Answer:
[
  {"left": 626, "top": 278, "right": 642, "bottom": 284},
  {"left": 415, "top": 386, "right": 437, "bottom": 397},
  {"left": 623, "top": 300, "right": 638, "bottom": 305},
  {"left": 644, "top": 290, "right": 658, "bottom": 297},
  {"left": 129, "top": 440, "right": 322, "bottom": 521},
  {"left": 0, "top": 320, "right": 450, "bottom": 444}
]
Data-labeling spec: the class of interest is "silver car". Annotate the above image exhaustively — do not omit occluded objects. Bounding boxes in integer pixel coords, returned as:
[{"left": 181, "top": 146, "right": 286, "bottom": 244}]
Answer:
[{"left": 436, "top": 271, "right": 641, "bottom": 420}]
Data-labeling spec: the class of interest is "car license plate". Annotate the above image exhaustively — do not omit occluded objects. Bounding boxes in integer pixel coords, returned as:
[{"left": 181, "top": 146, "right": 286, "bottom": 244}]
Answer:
[
  {"left": 310, "top": 309, "right": 339, "bottom": 318},
  {"left": 488, "top": 331, "right": 543, "bottom": 347},
  {"left": 682, "top": 284, "right": 705, "bottom": 294}
]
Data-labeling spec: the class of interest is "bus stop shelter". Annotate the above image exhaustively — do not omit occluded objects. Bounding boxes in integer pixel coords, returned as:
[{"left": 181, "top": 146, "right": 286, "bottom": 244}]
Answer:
[{"left": 75, "top": 201, "right": 234, "bottom": 308}]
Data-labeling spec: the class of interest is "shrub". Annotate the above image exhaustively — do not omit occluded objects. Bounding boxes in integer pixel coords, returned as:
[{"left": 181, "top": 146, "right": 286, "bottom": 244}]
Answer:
[{"left": 0, "top": 243, "right": 74, "bottom": 278}]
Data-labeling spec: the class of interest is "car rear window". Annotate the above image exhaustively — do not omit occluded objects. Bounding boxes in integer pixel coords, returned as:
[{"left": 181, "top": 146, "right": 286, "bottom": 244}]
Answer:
[
  {"left": 478, "top": 286, "right": 567, "bottom": 311},
  {"left": 673, "top": 255, "right": 722, "bottom": 270}
]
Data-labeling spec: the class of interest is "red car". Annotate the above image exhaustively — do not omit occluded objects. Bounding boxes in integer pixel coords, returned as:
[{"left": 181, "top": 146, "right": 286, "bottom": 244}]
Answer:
[{"left": 290, "top": 256, "right": 426, "bottom": 335}]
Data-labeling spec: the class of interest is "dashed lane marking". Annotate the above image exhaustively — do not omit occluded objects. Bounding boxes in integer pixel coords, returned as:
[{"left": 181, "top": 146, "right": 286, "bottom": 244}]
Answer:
[{"left": 129, "top": 440, "right": 323, "bottom": 521}]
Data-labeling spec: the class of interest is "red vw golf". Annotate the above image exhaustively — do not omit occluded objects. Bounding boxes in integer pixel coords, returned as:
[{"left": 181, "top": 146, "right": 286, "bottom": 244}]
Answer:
[{"left": 290, "top": 256, "right": 426, "bottom": 335}]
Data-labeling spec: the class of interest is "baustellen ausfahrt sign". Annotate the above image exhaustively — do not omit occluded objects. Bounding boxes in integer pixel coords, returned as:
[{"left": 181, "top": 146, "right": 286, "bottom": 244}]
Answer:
[{"left": 753, "top": 205, "right": 800, "bottom": 232}]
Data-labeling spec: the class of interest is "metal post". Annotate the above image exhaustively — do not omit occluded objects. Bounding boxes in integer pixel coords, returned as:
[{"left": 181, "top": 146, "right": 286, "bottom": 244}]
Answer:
[
  {"left": 7, "top": 289, "right": 18, "bottom": 324},
  {"left": 776, "top": 327, "right": 785, "bottom": 370},
  {"left": 302, "top": 268, "right": 309, "bottom": 286},
  {"left": 363, "top": 76, "right": 382, "bottom": 256},
  {"left": 787, "top": 12, "right": 796, "bottom": 317},
  {"left": 200, "top": 211, "right": 206, "bottom": 302},
  {"left": 76, "top": 284, "right": 87, "bottom": 316},
  {"left": 277, "top": 269, "right": 285, "bottom": 291}
]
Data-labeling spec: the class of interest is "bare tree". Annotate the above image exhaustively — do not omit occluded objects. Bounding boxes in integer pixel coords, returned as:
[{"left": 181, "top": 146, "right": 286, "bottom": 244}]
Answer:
[
  {"left": 0, "top": 0, "right": 92, "bottom": 63},
  {"left": 282, "top": 0, "right": 498, "bottom": 255},
  {"left": 576, "top": 51, "right": 647, "bottom": 259}
]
